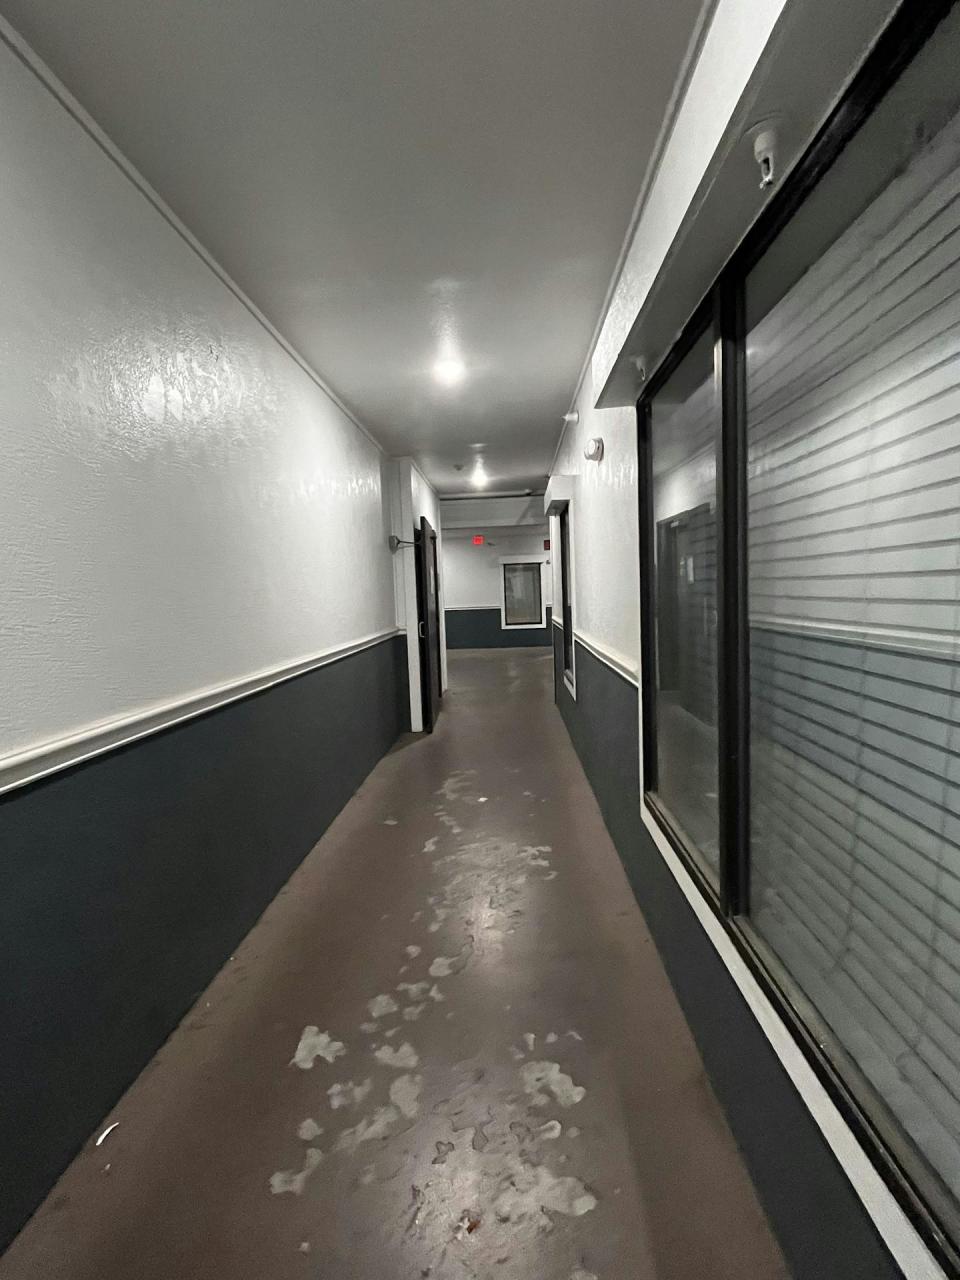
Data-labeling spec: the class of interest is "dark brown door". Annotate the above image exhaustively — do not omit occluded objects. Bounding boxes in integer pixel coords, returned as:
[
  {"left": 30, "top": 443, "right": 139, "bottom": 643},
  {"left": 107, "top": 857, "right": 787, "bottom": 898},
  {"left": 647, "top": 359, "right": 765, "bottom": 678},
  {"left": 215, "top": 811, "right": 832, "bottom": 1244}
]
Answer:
[{"left": 414, "top": 516, "right": 442, "bottom": 732}]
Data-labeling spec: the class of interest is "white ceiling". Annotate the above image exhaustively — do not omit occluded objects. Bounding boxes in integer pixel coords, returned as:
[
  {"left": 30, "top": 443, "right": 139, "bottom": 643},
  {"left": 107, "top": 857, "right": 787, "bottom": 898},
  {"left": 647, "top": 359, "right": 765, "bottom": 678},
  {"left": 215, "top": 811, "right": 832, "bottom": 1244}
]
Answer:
[{"left": 4, "top": 0, "right": 707, "bottom": 494}]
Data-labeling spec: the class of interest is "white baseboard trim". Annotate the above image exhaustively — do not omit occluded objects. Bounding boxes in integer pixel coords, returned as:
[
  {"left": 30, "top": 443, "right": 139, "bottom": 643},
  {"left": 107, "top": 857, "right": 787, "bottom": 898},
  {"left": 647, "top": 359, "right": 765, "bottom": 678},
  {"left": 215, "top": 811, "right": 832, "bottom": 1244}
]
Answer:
[{"left": 0, "top": 628, "right": 402, "bottom": 798}]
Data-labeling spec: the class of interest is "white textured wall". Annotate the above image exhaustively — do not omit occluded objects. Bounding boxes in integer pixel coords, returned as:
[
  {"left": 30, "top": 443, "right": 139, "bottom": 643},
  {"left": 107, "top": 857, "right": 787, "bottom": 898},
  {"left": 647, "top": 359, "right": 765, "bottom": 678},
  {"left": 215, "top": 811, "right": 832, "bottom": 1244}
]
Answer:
[
  {"left": 0, "top": 41, "right": 395, "bottom": 762},
  {"left": 551, "top": 371, "right": 639, "bottom": 676},
  {"left": 443, "top": 529, "right": 551, "bottom": 610}
]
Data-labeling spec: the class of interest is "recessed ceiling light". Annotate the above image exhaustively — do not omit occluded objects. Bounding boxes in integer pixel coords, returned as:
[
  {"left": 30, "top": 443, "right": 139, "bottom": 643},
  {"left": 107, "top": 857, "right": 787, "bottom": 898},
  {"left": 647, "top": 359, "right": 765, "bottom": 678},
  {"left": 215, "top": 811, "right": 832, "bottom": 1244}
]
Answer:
[
  {"left": 433, "top": 355, "right": 466, "bottom": 387},
  {"left": 471, "top": 460, "right": 488, "bottom": 489}
]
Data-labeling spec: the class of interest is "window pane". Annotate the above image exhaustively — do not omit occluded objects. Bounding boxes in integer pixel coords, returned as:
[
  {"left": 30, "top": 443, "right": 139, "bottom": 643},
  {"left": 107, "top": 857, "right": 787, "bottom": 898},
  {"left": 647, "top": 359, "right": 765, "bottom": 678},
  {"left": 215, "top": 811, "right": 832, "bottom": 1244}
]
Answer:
[
  {"left": 503, "top": 562, "right": 542, "bottom": 626},
  {"left": 559, "top": 509, "right": 574, "bottom": 673},
  {"left": 746, "top": 5, "right": 960, "bottom": 1219},
  {"left": 649, "top": 327, "right": 719, "bottom": 878}
]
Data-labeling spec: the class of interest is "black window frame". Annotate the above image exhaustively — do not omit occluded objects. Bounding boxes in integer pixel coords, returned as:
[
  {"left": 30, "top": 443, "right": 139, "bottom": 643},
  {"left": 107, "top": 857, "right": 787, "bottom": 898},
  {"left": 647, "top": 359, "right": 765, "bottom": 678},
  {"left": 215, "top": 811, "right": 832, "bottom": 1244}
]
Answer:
[
  {"left": 558, "top": 505, "right": 574, "bottom": 679},
  {"left": 636, "top": 0, "right": 960, "bottom": 1271}
]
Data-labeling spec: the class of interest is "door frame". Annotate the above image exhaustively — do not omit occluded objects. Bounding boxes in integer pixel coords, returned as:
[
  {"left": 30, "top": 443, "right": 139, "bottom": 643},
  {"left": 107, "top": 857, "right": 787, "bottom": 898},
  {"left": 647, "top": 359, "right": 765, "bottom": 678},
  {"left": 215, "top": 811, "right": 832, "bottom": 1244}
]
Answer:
[{"left": 414, "top": 516, "right": 442, "bottom": 733}]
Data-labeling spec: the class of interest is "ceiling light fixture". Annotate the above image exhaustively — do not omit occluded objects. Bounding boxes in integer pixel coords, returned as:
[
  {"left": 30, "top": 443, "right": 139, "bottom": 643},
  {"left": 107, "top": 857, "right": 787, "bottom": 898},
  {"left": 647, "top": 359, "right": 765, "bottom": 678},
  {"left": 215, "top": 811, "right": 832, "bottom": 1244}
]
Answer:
[
  {"left": 433, "top": 354, "right": 466, "bottom": 387},
  {"left": 470, "top": 460, "right": 489, "bottom": 489}
]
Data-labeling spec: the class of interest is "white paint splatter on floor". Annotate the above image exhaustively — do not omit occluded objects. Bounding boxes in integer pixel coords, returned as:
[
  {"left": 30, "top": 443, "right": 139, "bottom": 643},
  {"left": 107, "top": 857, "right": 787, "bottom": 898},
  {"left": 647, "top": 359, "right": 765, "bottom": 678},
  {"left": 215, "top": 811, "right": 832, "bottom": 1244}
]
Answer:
[
  {"left": 383, "top": 818, "right": 398, "bottom": 826},
  {"left": 335, "top": 1107, "right": 399, "bottom": 1153},
  {"left": 405, "top": 945, "right": 422, "bottom": 958},
  {"left": 296, "top": 1118, "right": 323, "bottom": 1141},
  {"left": 521, "top": 1061, "right": 587, "bottom": 1108},
  {"left": 368, "top": 994, "right": 398, "bottom": 1017},
  {"left": 373, "top": 1042, "right": 419, "bottom": 1069},
  {"left": 403, "top": 1003, "right": 426, "bottom": 1021},
  {"left": 290, "top": 1028, "right": 346, "bottom": 1070},
  {"left": 436, "top": 770, "right": 476, "bottom": 802},
  {"left": 327, "top": 1079, "right": 373, "bottom": 1110},
  {"left": 428, "top": 941, "right": 472, "bottom": 978},
  {"left": 492, "top": 1156, "right": 597, "bottom": 1226},
  {"left": 389, "top": 1073, "right": 423, "bottom": 1119},
  {"left": 269, "top": 1147, "right": 323, "bottom": 1195},
  {"left": 397, "top": 981, "right": 431, "bottom": 1000}
]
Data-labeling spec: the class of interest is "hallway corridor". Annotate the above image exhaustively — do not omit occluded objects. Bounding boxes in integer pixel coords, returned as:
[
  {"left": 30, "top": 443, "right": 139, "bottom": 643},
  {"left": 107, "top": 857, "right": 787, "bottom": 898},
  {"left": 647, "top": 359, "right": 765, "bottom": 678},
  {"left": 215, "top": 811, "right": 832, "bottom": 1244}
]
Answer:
[{"left": 1, "top": 650, "right": 786, "bottom": 1280}]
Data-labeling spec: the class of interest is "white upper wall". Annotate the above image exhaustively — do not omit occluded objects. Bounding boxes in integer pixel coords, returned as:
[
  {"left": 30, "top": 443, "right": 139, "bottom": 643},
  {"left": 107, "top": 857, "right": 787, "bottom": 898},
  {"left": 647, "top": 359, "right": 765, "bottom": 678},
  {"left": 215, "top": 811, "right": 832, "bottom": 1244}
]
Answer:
[
  {"left": 551, "top": 374, "right": 639, "bottom": 675},
  {"left": 443, "top": 527, "right": 551, "bottom": 611},
  {"left": 0, "top": 40, "right": 396, "bottom": 763}
]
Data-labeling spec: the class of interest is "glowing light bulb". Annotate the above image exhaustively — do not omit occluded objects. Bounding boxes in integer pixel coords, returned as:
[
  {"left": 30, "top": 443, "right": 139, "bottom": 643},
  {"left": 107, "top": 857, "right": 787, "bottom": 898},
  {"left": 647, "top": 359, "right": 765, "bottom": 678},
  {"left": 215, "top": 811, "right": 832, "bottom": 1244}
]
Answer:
[{"left": 433, "top": 355, "right": 466, "bottom": 387}]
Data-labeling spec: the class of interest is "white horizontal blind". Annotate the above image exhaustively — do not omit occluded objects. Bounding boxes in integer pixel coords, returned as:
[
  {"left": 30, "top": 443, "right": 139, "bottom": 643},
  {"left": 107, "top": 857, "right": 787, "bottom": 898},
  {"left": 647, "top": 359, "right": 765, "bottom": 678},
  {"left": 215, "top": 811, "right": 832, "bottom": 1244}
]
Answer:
[{"left": 747, "top": 107, "right": 960, "bottom": 1202}]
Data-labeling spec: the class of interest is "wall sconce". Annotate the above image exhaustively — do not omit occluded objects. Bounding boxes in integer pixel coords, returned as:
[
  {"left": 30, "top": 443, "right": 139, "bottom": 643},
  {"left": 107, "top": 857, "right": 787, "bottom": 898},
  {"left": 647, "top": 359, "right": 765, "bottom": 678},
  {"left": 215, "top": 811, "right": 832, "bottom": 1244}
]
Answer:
[{"left": 583, "top": 437, "right": 604, "bottom": 462}]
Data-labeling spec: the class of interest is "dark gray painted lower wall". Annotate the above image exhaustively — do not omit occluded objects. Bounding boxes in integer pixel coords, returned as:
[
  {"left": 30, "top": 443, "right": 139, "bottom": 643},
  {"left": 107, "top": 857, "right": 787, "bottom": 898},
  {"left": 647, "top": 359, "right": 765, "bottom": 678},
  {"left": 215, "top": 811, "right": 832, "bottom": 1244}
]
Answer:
[
  {"left": 446, "top": 606, "right": 551, "bottom": 649},
  {"left": 553, "top": 627, "right": 901, "bottom": 1280},
  {"left": 0, "top": 633, "right": 408, "bottom": 1250}
]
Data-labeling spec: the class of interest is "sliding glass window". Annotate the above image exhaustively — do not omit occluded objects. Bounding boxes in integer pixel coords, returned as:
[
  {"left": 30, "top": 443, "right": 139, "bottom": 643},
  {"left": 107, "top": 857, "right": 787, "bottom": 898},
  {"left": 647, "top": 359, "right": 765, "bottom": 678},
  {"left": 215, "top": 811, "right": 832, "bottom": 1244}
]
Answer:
[
  {"left": 646, "top": 327, "right": 720, "bottom": 881},
  {"left": 745, "top": 3, "right": 960, "bottom": 1231}
]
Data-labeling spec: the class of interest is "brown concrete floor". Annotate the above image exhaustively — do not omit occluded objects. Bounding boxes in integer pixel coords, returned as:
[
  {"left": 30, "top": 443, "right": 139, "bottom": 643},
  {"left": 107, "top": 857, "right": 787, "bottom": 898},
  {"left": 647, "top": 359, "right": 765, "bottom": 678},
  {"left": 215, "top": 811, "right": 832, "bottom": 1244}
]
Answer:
[{"left": 1, "top": 648, "right": 790, "bottom": 1280}]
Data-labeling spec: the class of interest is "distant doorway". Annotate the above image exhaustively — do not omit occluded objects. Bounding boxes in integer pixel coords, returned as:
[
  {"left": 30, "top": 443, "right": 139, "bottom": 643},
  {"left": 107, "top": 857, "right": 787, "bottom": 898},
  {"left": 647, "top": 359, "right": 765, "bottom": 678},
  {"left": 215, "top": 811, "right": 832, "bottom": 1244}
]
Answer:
[{"left": 414, "top": 516, "right": 443, "bottom": 732}]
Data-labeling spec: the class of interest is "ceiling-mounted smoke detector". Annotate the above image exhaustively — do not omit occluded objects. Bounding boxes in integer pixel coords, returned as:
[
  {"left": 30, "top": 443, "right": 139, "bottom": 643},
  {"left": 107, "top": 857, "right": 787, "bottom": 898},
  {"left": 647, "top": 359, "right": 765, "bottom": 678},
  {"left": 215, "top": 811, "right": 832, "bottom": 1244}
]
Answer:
[
  {"left": 562, "top": 410, "right": 580, "bottom": 426},
  {"left": 584, "top": 437, "right": 604, "bottom": 462},
  {"left": 746, "top": 115, "right": 784, "bottom": 191}
]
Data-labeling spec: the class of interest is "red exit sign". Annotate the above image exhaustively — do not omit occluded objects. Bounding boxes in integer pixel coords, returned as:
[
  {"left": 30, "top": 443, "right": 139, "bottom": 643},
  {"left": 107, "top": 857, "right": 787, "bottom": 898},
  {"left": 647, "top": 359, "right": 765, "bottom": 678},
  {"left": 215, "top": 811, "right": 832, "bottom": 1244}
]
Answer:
[{"left": 472, "top": 534, "right": 485, "bottom": 545}]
